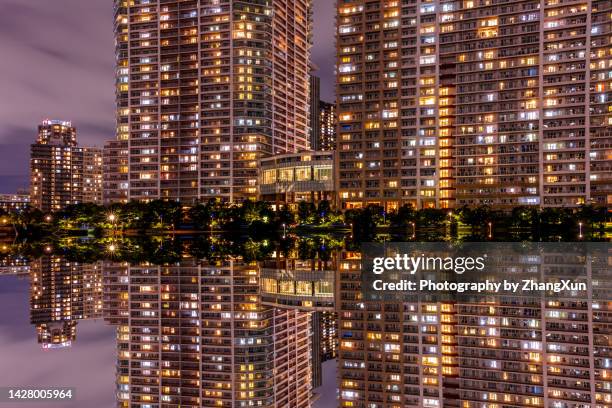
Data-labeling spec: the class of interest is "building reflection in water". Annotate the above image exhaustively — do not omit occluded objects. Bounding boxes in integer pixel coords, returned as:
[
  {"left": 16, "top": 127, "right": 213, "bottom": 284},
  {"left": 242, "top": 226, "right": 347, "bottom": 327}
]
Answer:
[
  {"left": 19, "top": 243, "right": 612, "bottom": 407},
  {"left": 260, "top": 256, "right": 338, "bottom": 388},
  {"left": 29, "top": 256, "right": 103, "bottom": 349},
  {"left": 102, "top": 259, "right": 312, "bottom": 408},
  {"left": 338, "top": 246, "right": 612, "bottom": 408},
  {"left": 0, "top": 254, "right": 30, "bottom": 276}
]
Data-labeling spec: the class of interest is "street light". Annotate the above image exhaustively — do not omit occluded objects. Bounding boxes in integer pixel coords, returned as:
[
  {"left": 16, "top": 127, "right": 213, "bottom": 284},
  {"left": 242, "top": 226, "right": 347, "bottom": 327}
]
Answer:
[
  {"left": 578, "top": 222, "right": 583, "bottom": 239},
  {"left": 108, "top": 213, "right": 118, "bottom": 236},
  {"left": 44, "top": 215, "right": 52, "bottom": 223},
  {"left": 410, "top": 222, "right": 416, "bottom": 239},
  {"left": 488, "top": 222, "right": 493, "bottom": 239},
  {"left": 282, "top": 223, "right": 286, "bottom": 239}
]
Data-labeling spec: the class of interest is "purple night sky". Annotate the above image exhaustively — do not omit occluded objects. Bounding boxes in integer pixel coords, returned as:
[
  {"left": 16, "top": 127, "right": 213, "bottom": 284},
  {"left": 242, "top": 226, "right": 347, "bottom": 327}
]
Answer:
[{"left": 0, "top": 0, "right": 336, "bottom": 193}]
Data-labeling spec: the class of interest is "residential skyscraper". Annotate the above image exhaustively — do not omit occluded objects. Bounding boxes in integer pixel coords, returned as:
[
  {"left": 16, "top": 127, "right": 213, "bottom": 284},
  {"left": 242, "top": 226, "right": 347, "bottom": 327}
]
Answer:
[
  {"left": 103, "top": 259, "right": 312, "bottom": 407},
  {"left": 336, "top": 0, "right": 611, "bottom": 210},
  {"left": 450, "top": 0, "right": 611, "bottom": 207},
  {"left": 30, "top": 120, "right": 103, "bottom": 212},
  {"left": 107, "top": 0, "right": 312, "bottom": 203}
]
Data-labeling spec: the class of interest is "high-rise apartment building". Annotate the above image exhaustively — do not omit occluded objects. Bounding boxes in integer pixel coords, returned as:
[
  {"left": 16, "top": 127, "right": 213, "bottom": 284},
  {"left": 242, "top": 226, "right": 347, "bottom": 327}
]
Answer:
[
  {"left": 30, "top": 120, "right": 79, "bottom": 212},
  {"left": 30, "top": 120, "right": 103, "bottom": 212},
  {"left": 107, "top": 0, "right": 312, "bottom": 204},
  {"left": 319, "top": 101, "right": 337, "bottom": 151},
  {"left": 336, "top": 0, "right": 611, "bottom": 210},
  {"left": 103, "top": 259, "right": 312, "bottom": 408}
]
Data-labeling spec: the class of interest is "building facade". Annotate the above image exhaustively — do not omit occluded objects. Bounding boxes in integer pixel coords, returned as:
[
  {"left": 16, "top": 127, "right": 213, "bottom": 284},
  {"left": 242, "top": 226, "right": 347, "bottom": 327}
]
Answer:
[
  {"left": 336, "top": 0, "right": 611, "bottom": 210},
  {"left": 259, "top": 151, "right": 335, "bottom": 206},
  {"left": 30, "top": 120, "right": 80, "bottom": 212},
  {"left": 107, "top": 0, "right": 312, "bottom": 204},
  {"left": 83, "top": 148, "right": 104, "bottom": 205},
  {"left": 103, "top": 259, "right": 312, "bottom": 408},
  {"left": 30, "top": 120, "right": 103, "bottom": 212}
]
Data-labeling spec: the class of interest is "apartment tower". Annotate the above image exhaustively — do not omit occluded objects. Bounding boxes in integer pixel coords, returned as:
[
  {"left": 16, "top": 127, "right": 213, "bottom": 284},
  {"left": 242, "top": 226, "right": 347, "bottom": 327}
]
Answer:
[
  {"left": 30, "top": 120, "right": 103, "bottom": 212},
  {"left": 107, "top": 0, "right": 312, "bottom": 204},
  {"left": 336, "top": 0, "right": 611, "bottom": 209}
]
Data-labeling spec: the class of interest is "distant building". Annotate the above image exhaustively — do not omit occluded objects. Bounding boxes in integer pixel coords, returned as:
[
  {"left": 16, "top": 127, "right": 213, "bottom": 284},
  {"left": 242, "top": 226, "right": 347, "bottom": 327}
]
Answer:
[
  {"left": 318, "top": 311, "right": 337, "bottom": 361},
  {"left": 318, "top": 101, "right": 336, "bottom": 151},
  {"left": 259, "top": 151, "right": 335, "bottom": 207},
  {"left": 310, "top": 75, "right": 321, "bottom": 150},
  {"left": 309, "top": 75, "right": 336, "bottom": 152},
  {"left": 0, "top": 255, "right": 30, "bottom": 276},
  {"left": 30, "top": 120, "right": 103, "bottom": 212},
  {"left": 311, "top": 311, "right": 338, "bottom": 388},
  {"left": 0, "top": 193, "right": 30, "bottom": 213}
]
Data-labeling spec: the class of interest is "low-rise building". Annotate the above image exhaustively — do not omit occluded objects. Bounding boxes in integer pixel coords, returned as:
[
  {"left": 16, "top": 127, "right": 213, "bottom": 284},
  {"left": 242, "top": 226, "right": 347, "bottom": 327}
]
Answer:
[{"left": 259, "top": 151, "right": 335, "bottom": 207}]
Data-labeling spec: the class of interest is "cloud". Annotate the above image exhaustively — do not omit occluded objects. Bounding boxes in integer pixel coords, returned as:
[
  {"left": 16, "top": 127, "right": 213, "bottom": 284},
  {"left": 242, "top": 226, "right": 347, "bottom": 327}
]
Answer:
[{"left": 0, "top": 0, "right": 115, "bottom": 151}]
